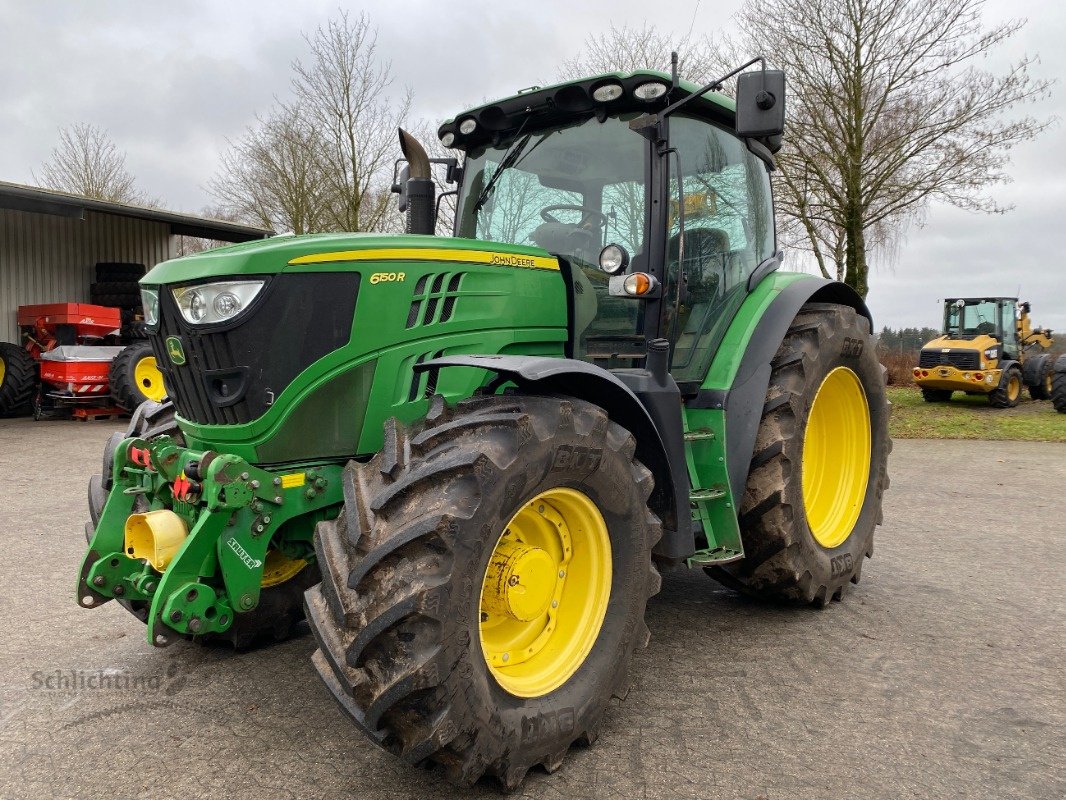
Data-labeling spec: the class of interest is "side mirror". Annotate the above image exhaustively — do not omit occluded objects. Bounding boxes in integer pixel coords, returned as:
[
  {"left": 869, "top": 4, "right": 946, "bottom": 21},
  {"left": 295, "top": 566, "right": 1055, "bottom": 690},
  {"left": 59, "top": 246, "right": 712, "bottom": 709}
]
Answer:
[
  {"left": 392, "top": 164, "right": 411, "bottom": 213},
  {"left": 736, "top": 69, "right": 786, "bottom": 138}
]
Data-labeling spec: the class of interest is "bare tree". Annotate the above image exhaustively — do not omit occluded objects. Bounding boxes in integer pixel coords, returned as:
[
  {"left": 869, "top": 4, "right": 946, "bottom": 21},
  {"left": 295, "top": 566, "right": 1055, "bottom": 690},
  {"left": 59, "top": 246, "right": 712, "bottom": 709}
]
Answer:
[
  {"left": 290, "top": 11, "right": 411, "bottom": 232},
  {"left": 735, "top": 0, "right": 1052, "bottom": 296},
  {"left": 35, "top": 123, "right": 147, "bottom": 204},
  {"left": 558, "top": 23, "right": 719, "bottom": 82},
  {"left": 208, "top": 105, "right": 330, "bottom": 234},
  {"left": 561, "top": 7, "right": 1050, "bottom": 297}
]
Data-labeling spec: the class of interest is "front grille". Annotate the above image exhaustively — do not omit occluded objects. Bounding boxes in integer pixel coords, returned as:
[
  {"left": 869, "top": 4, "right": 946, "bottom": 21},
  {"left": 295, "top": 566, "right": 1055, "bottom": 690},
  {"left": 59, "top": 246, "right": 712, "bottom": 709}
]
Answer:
[
  {"left": 918, "top": 349, "right": 980, "bottom": 370},
  {"left": 152, "top": 273, "right": 359, "bottom": 425}
]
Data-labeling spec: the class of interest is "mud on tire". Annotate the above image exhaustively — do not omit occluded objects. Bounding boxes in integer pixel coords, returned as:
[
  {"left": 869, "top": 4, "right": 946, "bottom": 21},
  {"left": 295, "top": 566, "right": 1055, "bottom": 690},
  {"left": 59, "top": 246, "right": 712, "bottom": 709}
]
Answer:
[
  {"left": 305, "top": 393, "right": 662, "bottom": 790},
  {"left": 709, "top": 302, "right": 891, "bottom": 606}
]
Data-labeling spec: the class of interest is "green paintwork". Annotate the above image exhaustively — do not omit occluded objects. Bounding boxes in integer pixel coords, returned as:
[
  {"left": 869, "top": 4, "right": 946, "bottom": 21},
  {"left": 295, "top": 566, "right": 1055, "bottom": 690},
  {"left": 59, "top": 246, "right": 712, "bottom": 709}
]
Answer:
[
  {"left": 78, "top": 69, "right": 835, "bottom": 649},
  {"left": 443, "top": 69, "right": 736, "bottom": 128},
  {"left": 147, "top": 237, "right": 569, "bottom": 462},
  {"left": 78, "top": 433, "right": 343, "bottom": 645},
  {"left": 701, "top": 272, "right": 810, "bottom": 392}
]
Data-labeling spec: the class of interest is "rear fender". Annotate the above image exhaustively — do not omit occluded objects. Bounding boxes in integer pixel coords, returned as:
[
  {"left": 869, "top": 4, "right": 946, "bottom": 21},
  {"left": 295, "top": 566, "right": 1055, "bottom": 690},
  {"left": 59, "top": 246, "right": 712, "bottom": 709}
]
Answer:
[{"left": 690, "top": 278, "right": 873, "bottom": 501}]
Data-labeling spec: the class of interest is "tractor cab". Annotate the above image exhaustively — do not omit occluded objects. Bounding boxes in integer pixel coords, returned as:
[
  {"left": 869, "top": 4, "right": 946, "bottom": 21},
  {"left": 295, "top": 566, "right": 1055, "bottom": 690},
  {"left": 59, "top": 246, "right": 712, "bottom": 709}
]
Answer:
[{"left": 433, "top": 66, "right": 783, "bottom": 388}]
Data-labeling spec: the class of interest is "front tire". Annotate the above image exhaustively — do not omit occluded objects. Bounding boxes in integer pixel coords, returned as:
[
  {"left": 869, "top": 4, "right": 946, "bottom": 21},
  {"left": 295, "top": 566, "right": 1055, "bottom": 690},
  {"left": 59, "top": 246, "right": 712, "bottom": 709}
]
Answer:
[
  {"left": 989, "top": 364, "right": 1023, "bottom": 408},
  {"left": 710, "top": 303, "right": 890, "bottom": 605},
  {"left": 306, "top": 394, "right": 661, "bottom": 789}
]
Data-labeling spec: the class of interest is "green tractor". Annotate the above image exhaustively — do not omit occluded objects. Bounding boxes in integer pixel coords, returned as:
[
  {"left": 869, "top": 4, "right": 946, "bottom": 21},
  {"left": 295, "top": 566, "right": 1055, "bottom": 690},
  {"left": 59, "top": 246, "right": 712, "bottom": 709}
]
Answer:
[{"left": 78, "top": 59, "right": 890, "bottom": 789}]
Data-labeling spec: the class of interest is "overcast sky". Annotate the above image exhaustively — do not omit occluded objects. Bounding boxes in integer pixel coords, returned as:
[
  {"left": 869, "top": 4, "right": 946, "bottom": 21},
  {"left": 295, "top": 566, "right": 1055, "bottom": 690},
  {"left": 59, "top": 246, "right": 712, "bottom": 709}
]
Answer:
[{"left": 1, "top": 0, "right": 1062, "bottom": 331}]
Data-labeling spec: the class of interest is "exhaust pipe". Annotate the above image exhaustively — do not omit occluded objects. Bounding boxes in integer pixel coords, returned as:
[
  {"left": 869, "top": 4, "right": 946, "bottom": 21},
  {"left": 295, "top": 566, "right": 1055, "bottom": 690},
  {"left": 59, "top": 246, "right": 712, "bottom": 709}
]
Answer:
[
  {"left": 397, "top": 128, "right": 436, "bottom": 235},
  {"left": 125, "top": 510, "right": 189, "bottom": 571}
]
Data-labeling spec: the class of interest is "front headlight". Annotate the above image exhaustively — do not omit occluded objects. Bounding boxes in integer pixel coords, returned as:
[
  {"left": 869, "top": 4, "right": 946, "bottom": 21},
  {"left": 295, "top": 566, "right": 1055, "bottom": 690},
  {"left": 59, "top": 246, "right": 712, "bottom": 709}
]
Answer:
[
  {"left": 172, "top": 280, "right": 265, "bottom": 325},
  {"left": 140, "top": 287, "right": 160, "bottom": 327}
]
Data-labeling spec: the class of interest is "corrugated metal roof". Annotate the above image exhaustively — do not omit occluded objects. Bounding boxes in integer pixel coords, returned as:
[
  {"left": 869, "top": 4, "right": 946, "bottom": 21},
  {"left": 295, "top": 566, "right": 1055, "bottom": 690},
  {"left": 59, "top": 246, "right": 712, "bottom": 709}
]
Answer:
[{"left": 0, "top": 180, "right": 272, "bottom": 242}]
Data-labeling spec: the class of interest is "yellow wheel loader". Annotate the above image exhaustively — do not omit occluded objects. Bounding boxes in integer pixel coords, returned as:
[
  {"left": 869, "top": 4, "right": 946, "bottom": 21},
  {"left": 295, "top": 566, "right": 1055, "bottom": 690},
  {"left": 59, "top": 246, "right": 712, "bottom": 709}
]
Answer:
[{"left": 913, "top": 298, "right": 1054, "bottom": 408}]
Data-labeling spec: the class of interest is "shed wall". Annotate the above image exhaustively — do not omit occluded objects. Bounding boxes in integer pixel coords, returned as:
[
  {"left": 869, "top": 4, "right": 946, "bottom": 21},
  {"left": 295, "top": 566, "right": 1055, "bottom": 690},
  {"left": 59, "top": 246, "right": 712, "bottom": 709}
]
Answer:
[{"left": 0, "top": 209, "right": 174, "bottom": 341}]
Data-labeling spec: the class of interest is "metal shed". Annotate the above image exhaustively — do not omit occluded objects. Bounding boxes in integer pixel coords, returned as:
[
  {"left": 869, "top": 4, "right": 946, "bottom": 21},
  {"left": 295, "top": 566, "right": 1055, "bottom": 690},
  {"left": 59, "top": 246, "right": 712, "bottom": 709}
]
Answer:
[{"left": 0, "top": 181, "right": 271, "bottom": 340}]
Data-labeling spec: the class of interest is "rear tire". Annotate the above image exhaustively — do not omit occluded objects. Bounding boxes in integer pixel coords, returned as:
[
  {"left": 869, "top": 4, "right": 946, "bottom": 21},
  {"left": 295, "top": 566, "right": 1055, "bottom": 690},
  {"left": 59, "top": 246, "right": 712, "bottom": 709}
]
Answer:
[
  {"left": 0, "top": 342, "right": 36, "bottom": 417},
  {"left": 709, "top": 303, "right": 890, "bottom": 605},
  {"left": 989, "top": 364, "right": 1023, "bottom": 408},
  {"left": 1052, "top": 355, "right": 1066, "bottom": 413},
  {"left": 921, "top": 388, "right": 952, "bottom": 403},
  {"left": 306, "top": 394, "right": 661, "bottom": 790},
  {"left": 1024, "top": 354, "right": 1053, "bottom": 400},
  {"left": 85, "top": 400, "right": 317, "bottom": 648},
  {"left": 109, "top": 341, "right": 167, "bottom": 410}
]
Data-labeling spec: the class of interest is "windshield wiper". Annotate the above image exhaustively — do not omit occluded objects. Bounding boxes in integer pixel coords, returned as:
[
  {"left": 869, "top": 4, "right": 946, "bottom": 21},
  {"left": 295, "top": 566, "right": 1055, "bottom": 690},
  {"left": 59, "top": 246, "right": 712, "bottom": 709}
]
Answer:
[{"left": 472, "top": 131, "right": 533, "bottom": 212}]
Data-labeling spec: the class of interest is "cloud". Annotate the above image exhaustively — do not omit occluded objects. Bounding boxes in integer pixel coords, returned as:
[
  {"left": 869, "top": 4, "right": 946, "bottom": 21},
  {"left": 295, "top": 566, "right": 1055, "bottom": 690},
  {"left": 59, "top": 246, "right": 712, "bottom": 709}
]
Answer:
[{"left": 1, "top": 0, "right": 1062, "bottom": 331}]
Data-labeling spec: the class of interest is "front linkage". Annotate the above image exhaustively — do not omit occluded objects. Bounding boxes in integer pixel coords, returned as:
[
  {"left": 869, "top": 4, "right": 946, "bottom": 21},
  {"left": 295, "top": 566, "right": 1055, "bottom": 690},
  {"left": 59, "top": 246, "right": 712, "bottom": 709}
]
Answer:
[{"left": 77, "top": 434, "right": 342, "bottom": 646}]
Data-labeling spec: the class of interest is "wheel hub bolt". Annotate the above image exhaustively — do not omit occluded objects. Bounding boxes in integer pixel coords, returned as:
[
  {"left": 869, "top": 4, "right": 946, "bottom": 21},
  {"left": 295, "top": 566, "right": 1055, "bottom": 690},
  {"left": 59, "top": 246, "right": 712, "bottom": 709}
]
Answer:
[
  {"left": 113, "top": 585, "right": 125, "bottom": 596},
  {"left": 501, "top": 653, "right": 510, "bottom": 663},
  {"left": 188, "top": 618, "right": 202, "bottom": 633},
  {"left": 92, "top": 576, "right": 106, "bottom": 587},
  {"left": 170, "top": 610, "right": 183, "bottom": 622}
]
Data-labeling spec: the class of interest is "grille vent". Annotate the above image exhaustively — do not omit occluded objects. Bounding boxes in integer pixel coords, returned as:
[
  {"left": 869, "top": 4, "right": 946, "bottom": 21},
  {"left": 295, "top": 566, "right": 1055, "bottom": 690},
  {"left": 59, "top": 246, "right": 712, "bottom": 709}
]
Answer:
[{"left": 405, "top": 273, "right": 465, "bottom": 329}]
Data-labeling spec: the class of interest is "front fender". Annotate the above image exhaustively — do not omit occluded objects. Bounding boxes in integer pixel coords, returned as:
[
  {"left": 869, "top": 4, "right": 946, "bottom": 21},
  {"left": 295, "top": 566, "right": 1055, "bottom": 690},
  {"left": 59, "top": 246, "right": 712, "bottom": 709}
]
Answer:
[{"left": 417, "top": 355, "right": 690, "bottom": 558}]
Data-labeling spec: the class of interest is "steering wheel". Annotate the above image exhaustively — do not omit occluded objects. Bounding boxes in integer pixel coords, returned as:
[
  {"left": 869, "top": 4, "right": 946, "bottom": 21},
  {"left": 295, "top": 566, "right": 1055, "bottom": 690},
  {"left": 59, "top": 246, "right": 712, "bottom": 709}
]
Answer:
[{"left": 540, "top": 205, "right": 607, "bottom": 229}]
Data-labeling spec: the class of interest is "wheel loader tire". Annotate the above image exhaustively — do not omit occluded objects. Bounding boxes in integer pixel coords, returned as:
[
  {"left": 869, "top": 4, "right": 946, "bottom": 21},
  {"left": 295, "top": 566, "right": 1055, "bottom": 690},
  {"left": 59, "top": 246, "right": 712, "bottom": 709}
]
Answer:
[
  {"left": 306, "top": 394, "right": 661, "bottom": 790},
  {"left": 1024, "top": 354, "right": 1053, "bottom": 400},
  {"left": 708, "top": 302, "right": 890, "bottom": 606},
  {"left": 921, "top": 388, "right": 952, "bottom": 402},
  {"left": 1052, "top": 355, "right": 1066, "bottom": 413},
  {"left": 85, "top": 399, "right": 318, "bottom": 648},
  {"left": 0, "top": 342, "right": 36, "bottom": 417},
  {"left": 90, "top": 293, "right": 141, "bottom": 310},
  {"left": 109, "top": 341, "right": 167, "bottom": 410},
  {"left": 989, "top": 364, "right": 1023, "bottom": 408}
]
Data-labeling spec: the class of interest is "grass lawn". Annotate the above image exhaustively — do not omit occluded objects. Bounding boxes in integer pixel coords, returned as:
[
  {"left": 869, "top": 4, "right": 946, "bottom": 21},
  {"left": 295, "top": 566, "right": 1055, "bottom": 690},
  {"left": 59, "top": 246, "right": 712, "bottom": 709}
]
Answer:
[{"left": 887, "top": 386, "right": 1066, "bottom": 442}]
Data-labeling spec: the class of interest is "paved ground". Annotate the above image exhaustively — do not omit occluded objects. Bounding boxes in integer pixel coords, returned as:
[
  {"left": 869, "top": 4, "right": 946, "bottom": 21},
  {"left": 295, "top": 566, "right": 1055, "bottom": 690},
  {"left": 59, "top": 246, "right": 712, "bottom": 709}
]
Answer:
[{"left": 0, "top": 416, "right": 1063, "bottom": 799}]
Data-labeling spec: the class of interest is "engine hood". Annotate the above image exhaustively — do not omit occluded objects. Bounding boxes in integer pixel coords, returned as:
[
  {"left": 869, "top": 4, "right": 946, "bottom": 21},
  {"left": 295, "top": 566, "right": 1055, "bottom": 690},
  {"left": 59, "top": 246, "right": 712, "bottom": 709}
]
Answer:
[{"left": 142, "top": 233, "right": 558, "bottom": 285}]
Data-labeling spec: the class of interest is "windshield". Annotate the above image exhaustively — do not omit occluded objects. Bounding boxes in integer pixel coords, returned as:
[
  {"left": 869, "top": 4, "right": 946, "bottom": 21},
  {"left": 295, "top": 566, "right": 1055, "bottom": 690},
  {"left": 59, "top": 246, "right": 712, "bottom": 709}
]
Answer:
[
  {"left": 457, "top": 114, "right": 649, "bottom": 363},
  {"left": 946, "top": 300, "right": 999, "bottom": 339}
]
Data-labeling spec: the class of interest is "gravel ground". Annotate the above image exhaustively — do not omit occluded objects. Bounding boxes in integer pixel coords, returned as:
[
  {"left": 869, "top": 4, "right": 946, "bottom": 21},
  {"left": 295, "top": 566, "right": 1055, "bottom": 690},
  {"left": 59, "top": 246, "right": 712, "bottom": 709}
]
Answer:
[{"left": 0, "top": 416, "right": 1063, "bottom": 799}]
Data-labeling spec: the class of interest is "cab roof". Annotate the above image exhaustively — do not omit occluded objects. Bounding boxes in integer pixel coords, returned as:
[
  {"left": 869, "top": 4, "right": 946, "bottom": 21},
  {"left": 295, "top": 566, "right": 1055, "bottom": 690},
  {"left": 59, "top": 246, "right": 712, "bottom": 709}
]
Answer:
[{"left": 438, "top": 70, "right": 736, "bottom": 151}]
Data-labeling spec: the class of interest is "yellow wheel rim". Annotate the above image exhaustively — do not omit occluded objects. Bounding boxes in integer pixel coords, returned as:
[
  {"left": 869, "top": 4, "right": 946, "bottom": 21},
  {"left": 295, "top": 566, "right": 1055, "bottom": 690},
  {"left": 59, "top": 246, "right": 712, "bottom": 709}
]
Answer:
[
  {"left": 1047, "top": 373, "right": 1054, "bottom": 394},
  {"left": 802, "top": 367, "right": 871, "bottom": 549},
  {"left": 479, "top": 487, "right": 611, "bottom": 698},
  {"left": 0, "top": 356, "right": 6, "bottom": 385},
  {"left": 134, "top": 355, "right": 167, "bottom": 402},
  {"left": 1008, "top": 374, "right": 1021, "bottom": 402},
  {"left": 260, "top": 549, "right": 307, "bottom": 588}
]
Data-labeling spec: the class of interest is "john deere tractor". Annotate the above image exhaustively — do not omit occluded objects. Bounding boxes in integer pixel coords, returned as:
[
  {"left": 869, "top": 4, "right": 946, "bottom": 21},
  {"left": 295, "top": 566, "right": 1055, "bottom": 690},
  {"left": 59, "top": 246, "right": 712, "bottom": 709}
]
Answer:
[
  {"left": 78, "top": 60, "right": 890, "bottom": 789},
  {"left": 913, "top": 298, "right": 1055, "bottom": 407}
]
